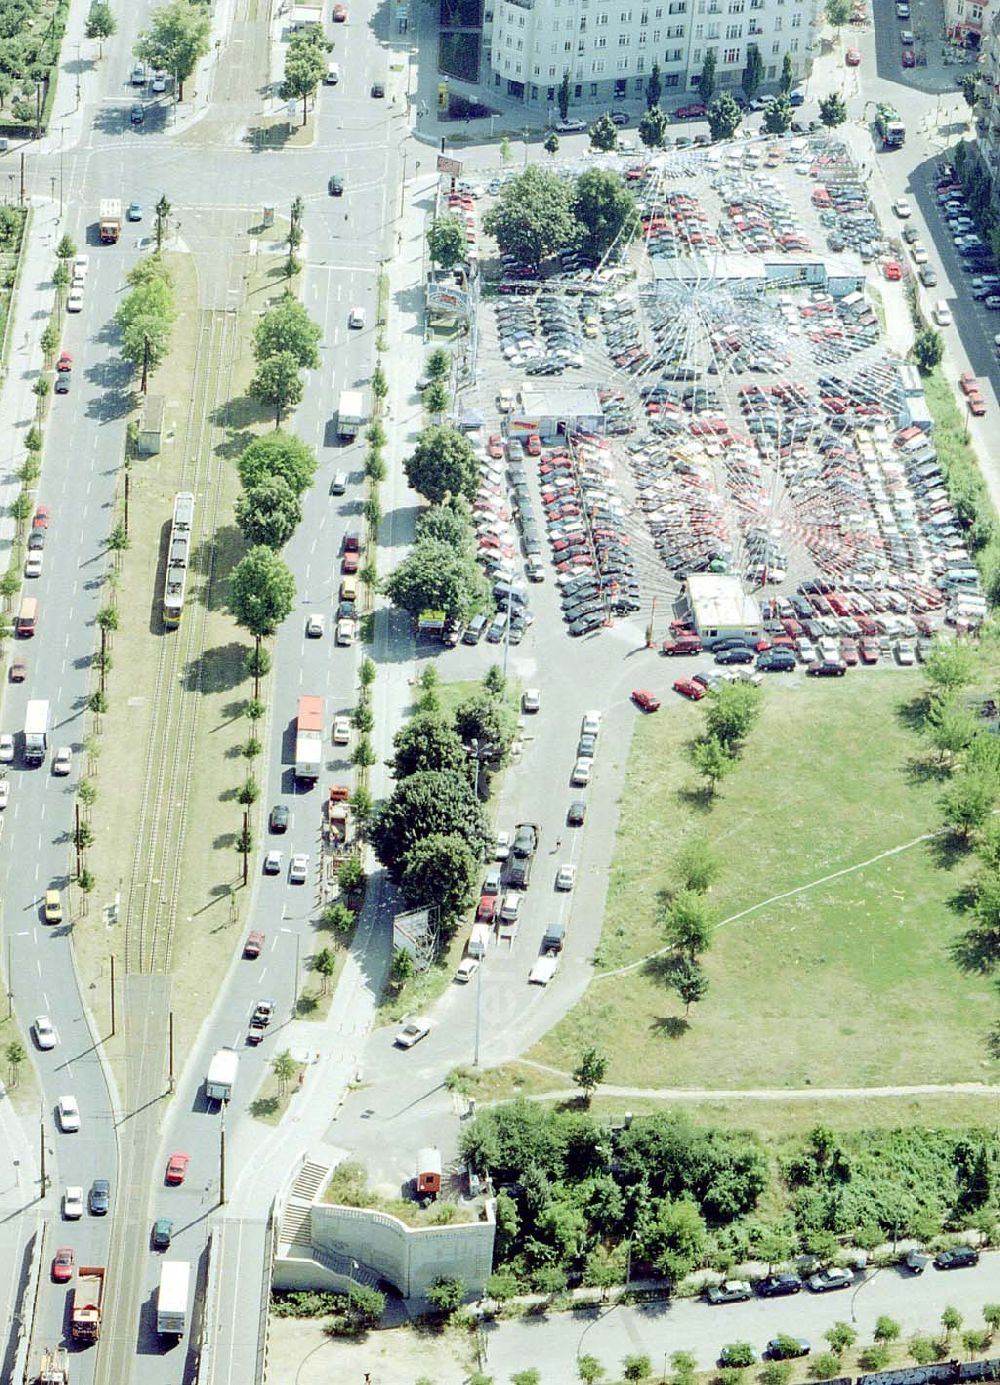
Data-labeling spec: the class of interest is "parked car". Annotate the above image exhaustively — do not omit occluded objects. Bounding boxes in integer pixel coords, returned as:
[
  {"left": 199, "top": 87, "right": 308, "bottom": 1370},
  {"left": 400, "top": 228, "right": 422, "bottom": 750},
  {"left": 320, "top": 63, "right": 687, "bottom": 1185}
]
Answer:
[
  {"left": 706, "top": 1280, "right": 752, "bottom": 1304},
  {"left": 807, "top": 1267, "right": 853, "bottom": 1292},
  {"left": 756, "top": 1274, "right": 802, "bottom": 1297},
  {"left": 934, "top": 1246, "right": 979, "bottom": 1270}
]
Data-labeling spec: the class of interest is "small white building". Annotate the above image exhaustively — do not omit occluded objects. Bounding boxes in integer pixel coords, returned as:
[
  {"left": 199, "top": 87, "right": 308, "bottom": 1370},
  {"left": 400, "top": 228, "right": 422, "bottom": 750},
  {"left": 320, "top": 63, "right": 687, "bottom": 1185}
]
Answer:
[
  {"left": 682, "top": 573, "right": 762, "bottom": 645},
  {"left": 510, "top": 384, "right": 605, "bottom": 440}
]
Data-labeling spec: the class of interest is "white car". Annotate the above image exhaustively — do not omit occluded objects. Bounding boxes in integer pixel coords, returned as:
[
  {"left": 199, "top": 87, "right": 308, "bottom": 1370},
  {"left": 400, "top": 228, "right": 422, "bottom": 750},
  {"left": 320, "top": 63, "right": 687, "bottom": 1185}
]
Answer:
[
  {"left": 500, "top": 891, "right": 521, "bottom": 923},
  {"left": 0, "top": 780, "right": 9, "bottom": 810},
  {"left": 555, "top": 863, "right": 576, "bottom": 891},
  {"left": 263, "top": 850, "right": 283, "bottom": 875},
  {"left": 348, "top": 306, "right": 366, "bottom": 329},
  {"left": 72, "top": 255, "right": 89, "bottom": 281},
  {"left": 892, "top": 198, "right": 912, "bottom": 219},
  {"left": 796, "top": 639, "right": 817, "bottom": 663},
  {"left": 289, "top": 852, "right": 309, "bottom": 883},
  {"left": 67, "top": 287, "right": 84, "bottom": 313},
  {"left": 556, "top": 118, "right": 586, "bottom": 133},
  {"left": 131, "top": 62, "right": 146, "bottom": 85},
  {"left": 57, "top": 1095, "right": 81, "bottom": 1132},
  {"left": 34, "top": 1015, "right": 57, "bottom": 1049},
  {"left": 522, "top": 688, "right": 541, "bottom": 713},
  {"left": 52, "top": 746, "right": 72, "bottom": 776},
  {"left": 63, "top": 1185, "right": 84, "bottom": 1220},
  {"left": 571, "top": 758, "right": 592, "bottom": 786},
  {"left": 0, "top": 733, "right": 13, "bottom": 763},
  {"left": 151, "top": 69, "right": 168, "bottom": 92},
  {"left": 911, "top": 243, "right": 928, "bottom": 265},
  {"left": 333, "top": 715, "right": 351, "bottom": 745},
  {"left": 455, "top": 957, "right": 480, "bottom": 983},
  {"left": 306, "top": 613, "right": 325, "bottom": 638},
  {"left": 495, "top": 830, "right": 512, "bottom": 861},
  {"left": 25, "top": 550, "right": 42, "bottom": 577},
  {"left": 581, "top": 710, "right": 601, "bottom": 737},
  {"left": 934, "top": 299, "right": 952, "bottom": 326},
  {"left": 394, "top": 1015, "right": 431, "bottom": 1048},
  {"left": 896, "top": 640, "right": 916, "bottom": 665},
  {"left": 335, "top": 618, "right": 355, "bottom": 646},
  {"left": 528, "top": 954, "right": 560, "bottom": 985}
]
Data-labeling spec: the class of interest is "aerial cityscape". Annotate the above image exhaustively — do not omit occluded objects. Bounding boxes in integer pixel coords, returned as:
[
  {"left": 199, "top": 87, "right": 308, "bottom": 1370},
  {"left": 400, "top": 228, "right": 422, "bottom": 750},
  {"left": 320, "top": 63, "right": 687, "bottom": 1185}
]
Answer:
[{"left": 3, "top": 0, "right": 1000, "bottom": 1383}]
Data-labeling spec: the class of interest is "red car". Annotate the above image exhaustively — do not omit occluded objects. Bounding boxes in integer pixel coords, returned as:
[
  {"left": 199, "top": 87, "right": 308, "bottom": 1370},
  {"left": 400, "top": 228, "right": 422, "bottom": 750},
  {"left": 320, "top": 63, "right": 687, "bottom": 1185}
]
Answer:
[
  {"left": 56, "top": 351, "right": 73, "bottom": 372},
  {"left": 341, "top": 552, "right": 359, "bottom": 574},
  {"left": 32, "top": 505, "right": 50, "bottom": 529},
  {"left": 486, "top": 434, "right": 503, "bottom": 459},
  {"left": 883, "top": 260, "right": 902, "bottom": 282},
  {"left": 332, "top": 2, "right": 347, "bottom": 17},
  {"left": 52, "top": 1247, "right": 75, "bottom": 1282},
  {"left": 840, "top": 640, "right": 859, "bottom": 667},
  {"left": 165, "top": 1152, "right": 191, "bottom": 1186},
  {"left": 632, "top": 689, "right": 661, "bottom": 712},
  {"left": 968, "top": 392, "right": 987, "bottom": 417},
  {"left": 524, "top": 434, "right": 542, "bottom": 456},
  {"left": 845, "top": 47, "right": 861, "bottom": 64},
  {"left": 244, "top": 930, "right": 264, "bottom": 959},
  {"left": 901, "top": 48, "right": 915, "bottom": 67},
  {"left": 960, "top": 371, "right": 978, "bottom": 395},
  {"left": 859, "top": 638, "right": 880, "bottom": 664},
  {"left": 675, "top": 103, "right": 707, "bottom": 119},
  {"left": 662, "top": 636, "right": 703, "bottom": 656},
  {"left": 674, "top": 677, "right": 706, "bottom": 701},
  {"left": 9, "top": 658, "right": 26, "bottom": 683}
]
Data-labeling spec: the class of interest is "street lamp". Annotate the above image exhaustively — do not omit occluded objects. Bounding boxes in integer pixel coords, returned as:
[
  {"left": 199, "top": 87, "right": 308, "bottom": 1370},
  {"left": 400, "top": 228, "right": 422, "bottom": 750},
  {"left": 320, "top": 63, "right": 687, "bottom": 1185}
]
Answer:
[{"left": 280, "top": 926, "right": 301, "bottom": 1020}]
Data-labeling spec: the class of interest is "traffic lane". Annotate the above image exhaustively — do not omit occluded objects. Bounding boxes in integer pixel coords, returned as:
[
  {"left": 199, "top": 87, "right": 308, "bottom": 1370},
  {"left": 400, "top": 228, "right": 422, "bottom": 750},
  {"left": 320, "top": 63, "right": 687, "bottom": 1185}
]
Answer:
[
  {"left": 208, "top": 1215, "right": 272, "bottom": 1385},
  {"left": 487, "top": 1255, "right": 1000, "bottom": 1380}
]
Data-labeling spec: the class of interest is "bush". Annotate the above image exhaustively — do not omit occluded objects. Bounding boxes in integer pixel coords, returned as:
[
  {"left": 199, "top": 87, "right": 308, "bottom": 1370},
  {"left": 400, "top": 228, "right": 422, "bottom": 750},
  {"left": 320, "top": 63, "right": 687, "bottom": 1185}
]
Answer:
[{"left": 271, "top": 1290, "right": 340, "bottom": 1317}]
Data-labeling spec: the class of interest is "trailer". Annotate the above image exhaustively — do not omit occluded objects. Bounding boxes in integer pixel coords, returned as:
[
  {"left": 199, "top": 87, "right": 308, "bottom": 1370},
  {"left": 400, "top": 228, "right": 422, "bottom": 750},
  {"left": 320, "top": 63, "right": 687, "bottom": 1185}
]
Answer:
[
  {"left": 337, "top": 389, "right": 367, "bottom": 440},
  {"left": 416, "top": 1146, "right": 442, "bottom": 1197},
  {"left": 205, "top": 1047, "right": 238, "bottom": 1102},
  {"left": 36, "top": 1347, "right": 69, "bottom": 1384},
  {"left": 99, "top": 199, "right": 122, "bottom": 243},
  {"left": 157, "top": 1260, "right": 190, "bottom": 1336},
  {"left": 324, "top": 786, "right": 356, "bottom": 857},
  {"left": 71, "top": 1266, "right": 105, "bottom": 1343},
  {"left": 295, "top": 694, "right": 324, "bottom": 780},
  {"left": 24, "top": 698, "right": 50, "bottom": 765},
  {"left": 874, "top": 102, "right": 905, "bottom": 148}
]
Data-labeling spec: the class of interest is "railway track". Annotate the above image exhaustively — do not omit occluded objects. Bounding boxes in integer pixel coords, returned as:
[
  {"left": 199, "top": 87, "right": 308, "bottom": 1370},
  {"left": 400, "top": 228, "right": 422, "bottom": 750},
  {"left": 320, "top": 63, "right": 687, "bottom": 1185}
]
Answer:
[{"left": 122, "top": 307, "right": 240, "bottom": 975}]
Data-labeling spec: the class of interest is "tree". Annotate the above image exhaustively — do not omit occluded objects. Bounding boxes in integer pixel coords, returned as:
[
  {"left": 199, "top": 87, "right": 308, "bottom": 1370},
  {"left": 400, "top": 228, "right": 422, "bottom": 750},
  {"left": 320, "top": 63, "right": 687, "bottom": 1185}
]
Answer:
[
  {"left": 584, "top": 1244, "right": 623, "bottom": 1297},
  {"left": 913, "top": 328, "right": 944, "bottom": 374},
  {"left": 638, "top": 1195, "right": 706, "bottom": 1277},
  {"left": 558, "top": 71, "right": 570, "bottom": 121},
  {"left": 453, "top": 689, "right": 519, "bottom": 764},
  {"left": 761, "top": 1364, "right": 793, "bottom": 1385},
  {"left": 389, "top": 947, "right": 415, "bottom": 990},
  {"left": 924, "top": 694, "right": 978, "bottom": 762},
  {"left": 416, "top": 500, "right": 473, "bottom": 552},
  {"left": 423, "top": 380, "right": 449, "bottom": 416},
  {"left": 671, "top": 1352, "right": 697, "bottom": 1385},
  {"left": 482, "top": 166, "right": 579, "bottom": 268},
  {"left": 249, "top": 351, "right": 303, "bottom": 426},
  {"left": 825, "top": 1322, "right": 857, "bottom": 1356},
  {"left": 399, "top": 832, "right": 479, "bottom": 919},
  {"left": 924, "top": 639, "right": 979, "bottom": 692},
  {"left": 5, "top": 1039, "right": 25, "bottom": 1086},
  {"left": 134, "top": 0, "right": 212, "bottom": 99},
  {"left": 56, "top": 233, "right": 76, "bottom": 261},
  {"left": 960, "top": 72, "right": 979, "bottom": 109},
  {"left": 705, "top": 681, "right": 762, "bottom": 749},
  {"left": 155, "top": 194, "right": 172, "bottom": 252},
  {"left": 572, "top": 1046, "right": 607, "bottom": 1103},
  {"left": 404, "top": 426, "right": 479, "bottom": 504},
  {"left": 646, "top": 61, "right": 662, "bottom": 109},
  {"left": 826, "top": 0, "right": 852, "bottom": 23},
  {"left": 708, "top": 93, "right": 742, "bottom": 142},
  {"left": 383, "top": 540, "right": 488, "bottom": 620},
  {"left": 638, "top": 106, "right": 669, "bottom": 148},
  {"left": 692, "top": 734, "right": 735, "bottom": 793},
  {"left": 622, "top": 1356, "right": 651, "bottom": 1382},
  {"left": 390, "top": 712, "right": 468, "bottom": 779},
  {"left": 544, "top": 132, "right": 559, "bottom": 157},
  {"left": 780, "top": 52, "right": 794, "bottom": 93},
  {"left": 874, "top": 1316, "right": 901, "bottom": 1345},
  {"left": 370, "top": 769, "right": 492, "bottom": 876},
  {"left": 272, "top": 1048, "right": 297, "bottom": 1094},
  {"left": 426, "top": 347, "right": 451, "bottom": 380},
  {"left": 589, "top": 113, "right": 618, "bottom": 152},
  {"left": 942, "top": 1306, "right": 964, "bottom": 1337},
  {"left": 86, "top": 1, "right": 117, "bottom": 52},
  {"left": 578, "top": 1355, "right": 606, "bottom": 1383},
  {"left": 699, "top": 50, "right": 717, "bottom": 105},
  {"left": 512, "top": 1373, "right": 541, "bottom": 1385},
  {"left": 964, "top": 1329, "right": 992, "bottom": 1357},
  {"left": 254, "top": 293, "right": 322, "bottom": 370},
  {"left": 321, "top": 900, "right": 354, "bottom": 937},
  {"left": 486, "top": 1270, "right": 519, "bottom": 1307},
  {"left": 228, "top": 547, "right": 296, "bottom": 694},
  {"left": 910, "top": 1339, "right": 940, "bottom": 1366},
  {"left": 427, "top": 215, "right": 467, "bottom": 270},
  {"left": 718, "top": 1344, "right": 755, "bottom": 1369},
  {"left": 238, "top": 432, "right": 317, "bottom": 497},
  {"left": 280, "top": 34, "right": 327, "bottom": 125},
  {"left": 941, "top": 770, "right": 996, "bottom": 840},
  {"left": 819, "top": 92, "right": 848, "bottom": 128},
  {"left": 764, "top": 96, "right": 793, "bottom": 135},
  {"left": 674, "top": 835, "right": 720, "bottom": 893},
  {"left": 670, "top": 956, "right": 709, "bottom": 1014},
  {"left": 983, "top": 1305, "right": 1000, "bottom": 1332},
  {"left": 115, "top": 270, "right": 177, "bottom": 393},
  {"left": 314, "top": 946, "right": 337, "bottom": 994},
  {"left": 426, "top": 1276, "right": 465, "bottom": 1314},
  {"left": 861, "top": 1345, "right": 891, "bottom": 1372},
  {"left": 810, "top": 1353, "right": 842, "bottom": 1380},
  {"left": 235, "top": 475, "right": 302, "bottom": 549},
  {"left": 742, "top": 45, "right": 764, "bottom": 100},
  {"left": 572, "top": 169, "right": 637, "bottom": 258}
]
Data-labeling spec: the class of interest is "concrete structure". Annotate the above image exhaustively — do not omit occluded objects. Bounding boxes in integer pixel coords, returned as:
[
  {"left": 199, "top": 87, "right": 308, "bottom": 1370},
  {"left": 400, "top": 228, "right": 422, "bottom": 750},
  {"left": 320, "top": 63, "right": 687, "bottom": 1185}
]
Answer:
[
  {"left": 946, "top": 0, "right": 986, "bottom": 48},
  {"left": 511, "top": 382, "right": 605, "bottom": 438},
  {"left": 136, "top": 395, "right": 164, "bottom": 456},
  {"left": 487, "top": 0, "right": 818, "bottom": 112},
  {"left": 682, "top": 572, "right": 762, "bottom": 643},
  {"left": 977, "top": 10, "right": 1000, "bottom": 185},
  {"left": 651, "top": 252, "right": 864, "bottom": 295}
]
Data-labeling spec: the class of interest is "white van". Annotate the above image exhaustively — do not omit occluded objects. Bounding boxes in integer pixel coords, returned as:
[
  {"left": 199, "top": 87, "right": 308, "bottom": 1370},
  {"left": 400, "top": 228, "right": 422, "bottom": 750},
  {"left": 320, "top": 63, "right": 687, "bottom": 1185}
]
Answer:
[{"left": 325, "top": 61, "right": 340, "bottom": 84}]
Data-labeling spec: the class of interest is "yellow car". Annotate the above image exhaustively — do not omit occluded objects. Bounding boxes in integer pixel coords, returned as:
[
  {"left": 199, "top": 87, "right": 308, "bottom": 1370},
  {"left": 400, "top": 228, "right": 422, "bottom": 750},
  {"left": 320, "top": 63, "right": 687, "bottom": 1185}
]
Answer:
[{"left": 44, "top": 889, "right": 63, "bottom": 924}]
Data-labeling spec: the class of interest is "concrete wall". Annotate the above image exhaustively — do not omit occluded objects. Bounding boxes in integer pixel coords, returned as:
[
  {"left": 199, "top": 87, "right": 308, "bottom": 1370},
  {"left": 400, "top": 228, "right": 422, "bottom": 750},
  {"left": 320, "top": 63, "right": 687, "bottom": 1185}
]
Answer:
[{"left": 276, "top": 1202, "right": 496, "bottom": 1307}]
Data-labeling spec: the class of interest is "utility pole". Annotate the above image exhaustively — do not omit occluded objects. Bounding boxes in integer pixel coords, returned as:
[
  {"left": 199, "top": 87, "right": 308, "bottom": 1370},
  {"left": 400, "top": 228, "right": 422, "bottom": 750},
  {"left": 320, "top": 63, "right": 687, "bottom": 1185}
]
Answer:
[
  {"left": 168, "top": 1010, "right": 174, "bottom": 1092},
  {"left": 218, "top": 1103, "right": 226, "bottom": 1205},
  {"left": 473, "top": 950, "right": 482, "bottom": 1066},
  {"left": 39, "top": 1109, "right": 47, "bottom": 1193},
  {"left": 109, "top": 952, "right": 116, "bottom": 1036},
  {"left": 74, "top": 802, "right": 82, "bottom": 876},
  {"left": 124, "top": 471, "right": 130, "bottom": 533}
]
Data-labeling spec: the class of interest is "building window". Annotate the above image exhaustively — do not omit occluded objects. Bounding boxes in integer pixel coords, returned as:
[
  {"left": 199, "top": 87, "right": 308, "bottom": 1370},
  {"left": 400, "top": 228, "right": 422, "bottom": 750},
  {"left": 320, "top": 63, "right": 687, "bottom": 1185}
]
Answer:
[
  {"left": 670, "top": 46, "right": 683, "bottom": 58},
  {"left": 598, "top": 9, "right": 609, "bottom": 18},
  {"left": 638, "top": 28, "right": 647, "bottom": 40},
  {"left": 694, "top": 22, "right": 703, "bottom": 34},
  {"left": 652, "top": 28, "right": 661, "bottom": 39},
  {"left": 668, "top": 1, "right": 686, "bottom": 11},
  {"left": 620, "top": 8, "right": 632, "bottom": 17},
  {"left": 637, "top": 54, "right": 645, "bottom": 67},
  {"left": 665, "top": 69, "right": 680, "bottom": 84},
  {"left": 771, "top": 39, "right": 779, "bottom": 50},
  {"left": 640, "top": 7, "right": 649, "bottom": 18},
  {"left": 565, "top": 39, "right": 572, "bottom": 49},
  {"left": 617, "top": 54, "right": 629, "bottom": 65},
  {"left": 707, "top": 22, "right": 719, "bottom": 36},
  {"left": 692, "top": 45, "right": 701, "bottom": 59},
  {"left": 596, "top": 34, "right": 607, "bottom": 45},
  {"left": 766, "top": 62, "right": 775, "bottom": 75},
  {"left": 724, "top": 44, "right": 739, "bottom": 59},
  {"left": 619, "top": 31, "right": 629, "bottom": 42},
  {"left": 725, "top": 22, "right": 741, "bottom": 36},
  {"left": 790, "top": 35, "right": 798, "bottom": 47},
  {"left": 791, "top": 10, "right": 801, "bottom": 24},
  {"left": 575, "top": 81, "right": 583, "bottom": 94},
  {"left": 615, "top": 77, "right": 628, "bottom": 93},
  {"left": 591, "top": 79, "right": 599, "bottom": 90},
  {"left": 773, "top": 15, "right": 781, "bottom": 28},
  {"left": 580, "top": 15, "right": 587, "bottom": 27}
]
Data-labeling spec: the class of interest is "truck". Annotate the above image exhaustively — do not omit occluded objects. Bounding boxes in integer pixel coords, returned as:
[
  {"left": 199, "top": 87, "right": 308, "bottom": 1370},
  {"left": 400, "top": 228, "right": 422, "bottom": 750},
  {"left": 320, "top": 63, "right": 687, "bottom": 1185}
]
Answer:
[
  {"left": 36, "top": 1347, "right": 69, "bottom": 1384},
  {"left": 337, "top": 389, "right": 367, "bottom": 441},
  {"left": 156, "top": 1260, "right": 191, "bottom": 1337},
  {"left": 205, "top": 1047, "right": 239, "bottom": 1102},
  {"left": 71, "top": 1266, "right": 106, "bottom": 1343},
  {"left": 416, "top": 609, "right": 447, "bottom": 638},
  {"left": 99, "top": 199, "right": 122, "bottom": 243},
  {"left": 874, "top": 103, "right": 905, "bottom": 148},
  {"left": 24, "top": 699, "right": 50, "bottom": 765},
  {"left": 247, "top": 999, "right": 275, "bottom": 1045},
  {"left": 294, "top": 694, "right": 324, "bottom": 780},
  {"left": 324, "top": 786, "right": 356, "bottom": 858}
]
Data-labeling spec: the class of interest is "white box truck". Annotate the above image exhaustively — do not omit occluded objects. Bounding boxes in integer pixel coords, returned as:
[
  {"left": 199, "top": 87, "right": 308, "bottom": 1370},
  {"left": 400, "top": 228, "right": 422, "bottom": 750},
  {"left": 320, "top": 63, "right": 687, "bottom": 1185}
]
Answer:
[
  {"left": 24, "top": 699, "right": 50, "bottom": 765},
  {"left": 468, "top": 923, "right": 491, "bottom": 960},
  {"left": 337, "top": 389, "right": 367, "bottom": 441},
  {"left": 294, "top": 695, "right": 324, "bottom": 780},
  {"left": 205, "top": 1047, "right": 238, "bottom": 1102},
  {"left": 157, "top": 1261, "right": 190, "bottom": 1336}
]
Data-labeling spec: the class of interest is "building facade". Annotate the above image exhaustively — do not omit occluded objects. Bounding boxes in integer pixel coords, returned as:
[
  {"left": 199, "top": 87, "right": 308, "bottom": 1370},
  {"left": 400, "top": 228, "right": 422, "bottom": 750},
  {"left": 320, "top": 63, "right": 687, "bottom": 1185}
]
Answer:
[
  {"left": 945, "top": 0, "right": 986, "bottom": 48},
  {"left": 487, "top": 0, "right": 818, "bottom": 111}
]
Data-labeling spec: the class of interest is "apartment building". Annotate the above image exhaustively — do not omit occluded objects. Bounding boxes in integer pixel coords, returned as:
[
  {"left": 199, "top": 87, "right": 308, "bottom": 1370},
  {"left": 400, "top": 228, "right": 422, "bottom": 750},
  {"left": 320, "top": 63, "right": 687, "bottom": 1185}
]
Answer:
[
  {"left": 487, "top": 0, "right": 818, "bottom": 111},
  {"left": 945, "top": 0, "right": 986, "bottom": 49}
]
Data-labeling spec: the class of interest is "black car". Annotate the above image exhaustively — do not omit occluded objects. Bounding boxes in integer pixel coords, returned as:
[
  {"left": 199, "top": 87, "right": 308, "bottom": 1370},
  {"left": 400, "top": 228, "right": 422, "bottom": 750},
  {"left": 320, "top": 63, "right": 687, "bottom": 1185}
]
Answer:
[
  {"left": 90, "top": 1178, "right": 111, "bottom": 1215},
  {"left": 54, "top": 372, "right": 71, "bottom": 394},
  {"left": 569, "top": 614, "right": 603, "bottom": 636},
  {"left": 807, "top": 660, "right": 846, "bottom": 677},
  {"left": 328, "top": 175, "right": 344, "bottom": 196},
  {"left": 269, "top": 804, "right": 289, "bottom": 834},
  {"left": 371, "top": 82, "right": 385, "bottom": 97},
  {"left": 710, "top": 637, "right": 752, "bottom": 653},
  {"left": 934, "top": 1246, "right": 979, "bottom": 1270},
  {"left": 567, "top": 799, "right": 587, "bottom": 825},
  {"left": 130, "top": 104, "right": 144, "bottom": 124},
  {"left": 758, "top": 653, "right": 796, "bottom": 672},
  {"left": 756, "top": 1274, "right": 802, "bottom": 1298},
  {"left": 716, "top": 647, "right": 754, "bottom": 665}
]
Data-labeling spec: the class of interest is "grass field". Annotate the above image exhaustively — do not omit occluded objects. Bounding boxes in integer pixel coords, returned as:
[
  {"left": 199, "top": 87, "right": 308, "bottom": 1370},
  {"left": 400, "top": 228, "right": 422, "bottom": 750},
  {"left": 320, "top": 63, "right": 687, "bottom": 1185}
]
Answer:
[{"left": 529, "top": 675, "right": 997, "bottom": 1091}]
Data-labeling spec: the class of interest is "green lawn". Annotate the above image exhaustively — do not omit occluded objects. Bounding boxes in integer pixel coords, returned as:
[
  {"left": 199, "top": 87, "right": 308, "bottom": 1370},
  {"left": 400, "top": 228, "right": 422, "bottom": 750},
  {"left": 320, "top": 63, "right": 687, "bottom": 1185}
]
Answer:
[{"left": 530, "top": 675, "right": 997, "bottom": 1090}]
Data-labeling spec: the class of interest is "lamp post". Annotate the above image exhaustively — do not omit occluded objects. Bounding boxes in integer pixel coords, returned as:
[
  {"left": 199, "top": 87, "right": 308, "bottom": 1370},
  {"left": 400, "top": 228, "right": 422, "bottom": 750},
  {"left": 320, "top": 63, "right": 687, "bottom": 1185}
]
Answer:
[{"left": 280, "top": 927, "right": 301, "bottom": 1019}]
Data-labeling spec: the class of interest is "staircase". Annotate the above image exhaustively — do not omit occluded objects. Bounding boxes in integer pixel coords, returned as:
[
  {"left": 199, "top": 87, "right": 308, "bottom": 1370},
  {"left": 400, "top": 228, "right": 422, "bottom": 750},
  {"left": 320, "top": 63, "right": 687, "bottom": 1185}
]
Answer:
[{"left": 278, "top": 1155, "right": 335, "bottom": 1251}]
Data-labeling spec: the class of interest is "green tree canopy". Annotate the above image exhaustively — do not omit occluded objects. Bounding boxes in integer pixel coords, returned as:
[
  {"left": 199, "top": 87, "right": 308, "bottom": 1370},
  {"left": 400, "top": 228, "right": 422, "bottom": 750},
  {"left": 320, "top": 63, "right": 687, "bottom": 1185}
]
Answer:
[
  {"left": 589, "top": 113, "right": 618, "bottom": 151},
  {"left": 646, "top": 61, "right": 662, "bottom": 108},
  {"left": 663, "top": 888, "right": 715, "bottom": 956},
  {"left": 453, "top": 689, "right": 519, "bottom": 763},
  {"left": 639, "top": 1195, "right": 707, "bottom": 1277},
  {"left": 825, "top": 0, "right": 852, "bottom": 23},
  {"left": 85, "top": 1, "right": 116, "bottom": 48},
  {"left": 572, "top": 168, "right": 637, "bottom": 258},
  {"left": 708, "top": 93, "right": 742, "bottom": 141},
  {"left": 699, "top": 49, "right": 717, "bottom": 104},
  {"left": 415, "top": 498, "right": 474, "bottom": 552},
  {"left": 383, "top": 539, "right": 488, "bottom": 620},
  {"left": 235, "top": 475, "right": 302, "bottom": 549},
  {"left": 280, "top": 33, "right": 327, "bottom": 124},
  {"left": 134, "top": 0, "right": 212, "bottom": 99},
  {"left": 370, "top": 769, "right": 492, "bottom": 876},
  {"left": 572, "top": 1046, "right": 608, "bottom": 1102},
  {"left": 238, "top": 431, "right": 317, "bottom": 496},
  {"left": 482, "top": 165, "right": 579, "bottom": 268},
  {"left": 228, "top": 545, "right": 296, "bottom": 640},
  {"left": 254, "top": 292, "right": 322, "bottom": 369},
  {"left": 913, "top": 328, "right": 944, "bottom": 373},
  {"left": 780, "top": 52, "right": 794, "bottom": 93},
  {"left": 638, "top": 106, "right": 669, "bottom": 148},
  {"left": 427, "top": 215, "right": 467, "bottom": 270},
  {"left": 764, "top": 96, "right": 793, "bottom": 134},
  {"left": 390, "top": 711, "right": 469, "bottom": 779},
  {"left": 249, "top": 351, "right": 303, "bottom": 426},
  {"left": 819, "top": 92, "right": 848, "bottom": 127},
  {"left": 399, "top": 832, "right": 479, "bottom": 919},
  {"left": 742, "top": 45, "right": 764, "bottom": 99},
  {"left": 404, "top": 426, "right": 479, "bottom": 504}
]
